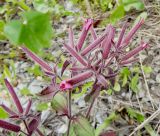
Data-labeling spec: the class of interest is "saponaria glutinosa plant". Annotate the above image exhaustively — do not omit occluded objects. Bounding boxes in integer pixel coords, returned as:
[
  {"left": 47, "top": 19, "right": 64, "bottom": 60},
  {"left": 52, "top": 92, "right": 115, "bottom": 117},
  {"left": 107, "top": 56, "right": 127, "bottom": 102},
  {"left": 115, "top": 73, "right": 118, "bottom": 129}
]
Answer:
[{"left": 0, "top": 18, "right": 148, "bottom": 136}]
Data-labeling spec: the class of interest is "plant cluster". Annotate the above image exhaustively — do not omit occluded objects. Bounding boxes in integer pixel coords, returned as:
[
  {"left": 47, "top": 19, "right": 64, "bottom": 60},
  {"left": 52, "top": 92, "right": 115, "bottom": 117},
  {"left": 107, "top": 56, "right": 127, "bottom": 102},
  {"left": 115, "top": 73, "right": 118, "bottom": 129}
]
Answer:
[{"left": 0, "top": 18, "right": 148, "bottom": 136}]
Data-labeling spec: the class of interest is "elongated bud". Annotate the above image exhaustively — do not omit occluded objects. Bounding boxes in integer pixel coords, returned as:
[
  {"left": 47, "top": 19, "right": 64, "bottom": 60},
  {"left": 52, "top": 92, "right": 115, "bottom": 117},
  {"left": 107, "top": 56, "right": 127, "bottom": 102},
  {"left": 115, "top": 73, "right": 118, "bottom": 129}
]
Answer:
[
  {"left": 64, "top": 43, "right": 88, "bottom": 66},
  {"left": 122, "top": 19, "right": 144, "bottom": 47},
  {"left": 120, "top": 58, "right": 139, "bottom": 65},
  {"left": 90, "top": 26, "right": 97, "bottom": 40},
  {"left": 4, "top": 79, "right": 23, "bottom": 113},
  {"left": 0, "top": 120, "right": 21, "bottom": 132},
  {"left": 60, "top": 71, "right": 93, "bottom": 90},
  {"left": 21, "top": 46, "right": 53, "bottom": 72},
  {"left": 121, "top": 43, "right": 148, "bottom": 61},
  {"left": 24, "top": 99, "right": 32, "bottom": 115},
  {"left": 70, "top": 67, "right": 87, "bottom": 71},
  {"left": 68, "top": 26, "right": 75, "bottom": 47},
  {"left": 28, "top": 114, "right": 41, "bottom": 135},
  {"left": 61, "top": 60, "right": 70, "bottom": 76},
  {"left": 77, "top": 19, "right": 93, "bottom": 51},
  {"left": 102, "top": 25, "right": 115, "bottom": 59},
  {"left": 116, "top": 23, "right": 127, "bottom": 48},
  {"left": 0, "top": 104, "right": 17, "bottom": 116},
  {"left": 81, "top": 32, "right": 107, "bottom": 56}
]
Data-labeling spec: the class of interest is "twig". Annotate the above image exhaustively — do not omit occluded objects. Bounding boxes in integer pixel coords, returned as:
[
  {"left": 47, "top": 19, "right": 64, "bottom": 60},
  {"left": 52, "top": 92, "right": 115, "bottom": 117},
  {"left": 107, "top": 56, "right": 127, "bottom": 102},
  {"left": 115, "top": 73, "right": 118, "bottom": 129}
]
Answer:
[
  {"left": 129, "top": 108, "right": 160, "bottom": 136},
  {"left": 136, "top": 94, "right": 143, "bottom": 114},
  {"left": 139, "top": 54, "right": 155, "bottom": 110}
]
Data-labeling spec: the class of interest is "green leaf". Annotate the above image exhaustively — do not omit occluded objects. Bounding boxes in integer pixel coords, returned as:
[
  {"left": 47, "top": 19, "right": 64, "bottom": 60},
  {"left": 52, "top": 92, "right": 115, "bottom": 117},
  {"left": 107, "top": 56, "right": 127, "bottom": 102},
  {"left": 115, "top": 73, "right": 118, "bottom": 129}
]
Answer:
[
  {"left": 99, "top": 0, "right": 112, "bottom": 11},
  {"left": 0, "top": 20, "right": 6, "bottom": 40},
  {"left": 4, "top": 11, "right": 53, "bottom": 53},
  {"left": 109, "top": 5, "right": 125, "bottom": 24},
  {"left": 122, "top": 0, "right": 144, "bottom": 12},
  {"left": 72, "top": 82, "right": 93, "bottom": 99},
  {"left": 0, "top": 107, "right": 9, "bottom": 119},
  {"left": 127, "top": 108, "right": 157, "bottom": 135},
  {"left": 107, "top": 89, "right": 113, "bottom": 95},
  {"left": 113, "top": 82, "right": 121, "bottom": 92},
  {"left": 69, "top": 116, "right": 95, "bottom": 136},
  {"left": 20, "top": 88, "right": 31, "bottom": 96},
  {"left": 131, "top": 66, "right": 140, "bottom": 73},
  {"left": 133, "top": 12, "right": 147, "bottom": 26},
  {"left": 130, "top": 74, "right": 139, "bottom": 92},
  {"left": 142, "top": 66, "right": 152, "bottom": 74},
  {"left": 145, "top": 125, "right": 157, "bottom": 136},
  {"left": 3, "top": 65, "right": 12, "bottom": 79},
  {"left": 127, "top": 108, "right": 144, "bottom": 123},
  {"left": 95, "top": 112, "right": 117, "bottom": 136},
  {"left": 121, "top": 67, "right": 130, "bottom": 76},
  {"left": 65, "top": 124, "right": 76, "bottom": 136},
  {"left": 27, "top": 65, "right": 42, "bottom": 76},
  {"left": 122, "top": 75, "right": 128, "bottom": 87},
  {"left": 4, "top": 20, "right": 23, "bottom": 44},
  {"left": 51, "top": 92, "right": 68, "bottom": 113},
  {"left": 36, "top": 102, "right": 49, "bottom": 111}
]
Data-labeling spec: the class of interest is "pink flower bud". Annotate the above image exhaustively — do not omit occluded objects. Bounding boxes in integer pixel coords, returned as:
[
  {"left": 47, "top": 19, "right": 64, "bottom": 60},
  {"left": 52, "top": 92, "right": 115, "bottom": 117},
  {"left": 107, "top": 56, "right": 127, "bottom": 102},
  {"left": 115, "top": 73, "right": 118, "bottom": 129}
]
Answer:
[{"left": 60, "top": 71, "right": 93, "bottom": 90}]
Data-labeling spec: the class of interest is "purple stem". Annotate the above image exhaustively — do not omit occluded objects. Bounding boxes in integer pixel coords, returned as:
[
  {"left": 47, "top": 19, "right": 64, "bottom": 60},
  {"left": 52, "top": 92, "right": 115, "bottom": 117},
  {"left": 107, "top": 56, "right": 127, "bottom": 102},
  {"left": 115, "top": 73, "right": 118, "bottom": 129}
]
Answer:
[
  {"left": 67, "top": 90, "right": 72, "bottom": 136},
  {"left": 36, "top": 128, "right": 44, "bottom": 136}
]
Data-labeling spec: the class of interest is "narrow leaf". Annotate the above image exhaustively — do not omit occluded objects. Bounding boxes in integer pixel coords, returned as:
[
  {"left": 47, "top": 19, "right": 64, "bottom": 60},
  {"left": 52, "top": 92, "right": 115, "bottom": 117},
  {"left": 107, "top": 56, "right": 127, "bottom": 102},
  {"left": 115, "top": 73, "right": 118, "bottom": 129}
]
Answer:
[
  {"left": 0, "top": 104, "right": 17, "bottom": 116},
  {"left": 102, "top": 25, "right": 115, "bottom": 59},
  {"left": 90, "top": 26, "right": 97, "bottom": 40},
  {"left": 64, "top": 43, "right": 88, "bottom": 67},
  {"left": 120, "top": 58, "right": 139, "bottom": 65},
  {"left": 81, "top": 32, "right": 107, "bottom": 56},
  {"left": 24, "top": 99, "right": 32, "bottom": 115},
  {"left": 61, "top": 60, "right": 70, "bottom": 76},
  {"left": 21, "top": 46, "right": 53, "bottom": 72},
  {"left": 121, "top": 43, "right": 148, "bottom": 61},
  {"left": 0, "top": 120, "right": 21, "bottom": 132},
  {"left": 122, "top": 19, "right": 144, "bottom": 47},
  {"left": 77, "top": 19, "right": 93, "bottom": 51},
  {"left": 116, "top": 23, "right": 127, "bottom": 48},
  {"left": 68, "top": 26, "right": 75, "bottom": 47},
  {"left": 28, "top": 113, "right": 41, "bottom": 135},
  {"left": 4, "top": 79, "right": 23, "bottom": 113}
]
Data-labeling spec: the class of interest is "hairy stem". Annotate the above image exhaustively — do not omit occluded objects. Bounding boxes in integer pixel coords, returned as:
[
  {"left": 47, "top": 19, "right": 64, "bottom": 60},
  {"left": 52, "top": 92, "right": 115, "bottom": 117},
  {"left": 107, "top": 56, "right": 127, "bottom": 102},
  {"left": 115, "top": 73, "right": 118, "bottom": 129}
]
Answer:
[
  {"left": 20, "top": 130, "right": 29, "bottom": 136},
  {"left": 86, "top": 95, "right": 96, "bottom": 119},
  {"left": 23, "top": 120, "right": 29, "bottom": 134},
  {"left": 86, "top": 86, "right": 100, "bottom": 119},
  {"left": 67, "top": 90, "right": 72, "bottom": 136},
  {"left": 67, "top": 119, "right": 72, "bottom": 136},
  {"left": 36, "top": 128, "right": 44, "bottom": 136}
]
